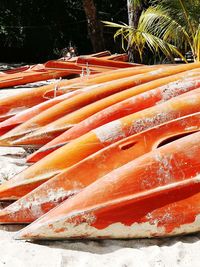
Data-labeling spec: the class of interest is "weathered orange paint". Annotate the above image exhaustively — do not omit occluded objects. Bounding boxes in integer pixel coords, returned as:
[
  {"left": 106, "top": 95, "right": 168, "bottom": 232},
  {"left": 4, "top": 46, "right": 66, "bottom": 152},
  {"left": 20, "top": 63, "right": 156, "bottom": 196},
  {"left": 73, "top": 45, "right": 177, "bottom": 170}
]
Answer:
[
  {"left": 15, "top": 131, "right": 200, "bottom": 239},
  {"left": 1, "top": 112, "right": 199, "bottom": 223},
  {"left": 22, "top": 71, "right": 200, "bottom": 155},
  {"left": 0, "top": 89, "right": 87, "bottom": 136},
  {"left": 0, "top": 64, "right": 155, "bottom": 123},
  {"left": 0, "top": 92, "right": 200, "bottom": 200},
  {"left": 2, "top": 64, "right": 200, "bottom": 146},
  {"left": 0, "top": 65, "right": 158, "bottom": 129}
]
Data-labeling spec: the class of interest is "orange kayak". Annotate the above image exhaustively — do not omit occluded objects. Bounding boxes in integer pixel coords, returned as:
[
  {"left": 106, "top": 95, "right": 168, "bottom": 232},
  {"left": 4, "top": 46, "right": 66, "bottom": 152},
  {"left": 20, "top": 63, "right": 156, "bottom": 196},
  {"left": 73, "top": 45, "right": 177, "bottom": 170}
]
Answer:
[
  {"left": 44, "top": 64, "right": 158, "bottom": 97},
  {"left": 44, "top": 59, "right": 120, "bottom": 73},
  {"left": 0, "top": 91, "right": 200, "bottom": 200},
  {"left": 1, "top": 64, "right": 200, "bottom": 145},
  {"left": 0, "top": 65, "right": 157, "bottom": 123},
  {"left": 44, "top": 60, "right": 110, "bottom": 73},
  {"left": 76, "top": 56, "right": 138, "bottom": 69},
  {"left": 102, "top": 53, "right": 129, "bottom": 62},
  {"left": 1, "top": 112, "right": 199, "bottom": 223},
  {"left": 0, "top": 51, "right": 118, "bottom": 88},
  {"left": 14, "top": 131, "right": 200, "bottom": 239},
  {"left": 0, "top": 66, "right": 164, "bottom": 136},
  {"left": 18, "top": 71, "right": 200, "bottom": 152},
  {"left": 0, "top": 66, "right": 171, "bottom": 143},
  {"left": 0, "top": 62, "right": 89, "bottom": 89},
  {"left": 0, "top": 89, "right": 89, "bottom": 135}
]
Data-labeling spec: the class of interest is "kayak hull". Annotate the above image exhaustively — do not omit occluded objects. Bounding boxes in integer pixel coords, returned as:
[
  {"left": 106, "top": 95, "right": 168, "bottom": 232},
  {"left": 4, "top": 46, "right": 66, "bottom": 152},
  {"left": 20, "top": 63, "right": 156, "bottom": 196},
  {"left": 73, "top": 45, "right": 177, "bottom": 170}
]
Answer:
[
  {"left": 0, "top": 112, "right": 200, "bottom": 223},
  {"left": 26, "top": 74, "right": 200, "bottom": 161},
  {"left": 0, "top": 92, "right": 200, "bottom": 200},
  {"left": 15, "top": 131, "right": 200, "bottom": 239}
]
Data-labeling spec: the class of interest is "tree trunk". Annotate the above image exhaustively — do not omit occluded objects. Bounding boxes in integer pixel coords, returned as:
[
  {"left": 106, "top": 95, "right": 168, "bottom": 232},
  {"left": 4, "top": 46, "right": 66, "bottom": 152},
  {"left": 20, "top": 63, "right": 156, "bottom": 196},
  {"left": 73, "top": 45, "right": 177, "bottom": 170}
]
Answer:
[
  {"left": 127, "top": 0, "right": 143, "bottom": 62},
  {"left": 82, "top": 0, "right": 105, "bottom": 52}
]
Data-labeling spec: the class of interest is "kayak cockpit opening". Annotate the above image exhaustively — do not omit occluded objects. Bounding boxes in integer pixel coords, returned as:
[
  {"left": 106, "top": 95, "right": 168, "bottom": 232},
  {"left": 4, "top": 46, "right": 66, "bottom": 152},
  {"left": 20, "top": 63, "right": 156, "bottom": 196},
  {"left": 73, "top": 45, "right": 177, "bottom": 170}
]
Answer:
[{"left": 157, "top": 131, "right": 199, "bottom": 148}]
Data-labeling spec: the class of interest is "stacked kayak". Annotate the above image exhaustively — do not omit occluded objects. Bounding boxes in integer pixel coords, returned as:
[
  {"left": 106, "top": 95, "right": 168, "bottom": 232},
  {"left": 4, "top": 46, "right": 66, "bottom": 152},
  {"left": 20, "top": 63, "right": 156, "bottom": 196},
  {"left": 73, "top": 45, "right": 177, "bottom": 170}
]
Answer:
[
  {"left": 0, "top": 60, "right": 200, "bottom": 240},
  {"left": 0, "top": 51, "right": 136, "bottom": 89}
]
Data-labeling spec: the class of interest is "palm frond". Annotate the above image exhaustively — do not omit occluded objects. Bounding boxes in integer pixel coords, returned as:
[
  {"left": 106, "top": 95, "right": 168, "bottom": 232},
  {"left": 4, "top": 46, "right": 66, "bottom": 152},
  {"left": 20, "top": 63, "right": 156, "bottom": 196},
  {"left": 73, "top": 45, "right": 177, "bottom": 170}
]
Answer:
[
  {"left": 138, "top": 6, "right": 191, "bottom": 49},
  {"left": 103, "top": 21, "right": 129, "bottom": 29},
  {"left": 194, "top": 25, "right": 200, "bottom": 62},
  {"left": 103, "top": 0, "right": 200, "bottom": 62},
  {"left": 150, "top": 0, "right": 200, "bottom": 28},
  {"left": 103, "top": 20, "right": 187, "bottom": 62}
]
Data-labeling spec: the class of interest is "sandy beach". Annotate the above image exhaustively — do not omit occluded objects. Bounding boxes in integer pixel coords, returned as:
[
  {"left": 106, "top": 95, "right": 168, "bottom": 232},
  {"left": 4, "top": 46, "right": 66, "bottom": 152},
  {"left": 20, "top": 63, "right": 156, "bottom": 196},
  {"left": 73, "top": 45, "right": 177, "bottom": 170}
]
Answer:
[{"left": 0, "top": 87, "right": 200, "bottom": 267}]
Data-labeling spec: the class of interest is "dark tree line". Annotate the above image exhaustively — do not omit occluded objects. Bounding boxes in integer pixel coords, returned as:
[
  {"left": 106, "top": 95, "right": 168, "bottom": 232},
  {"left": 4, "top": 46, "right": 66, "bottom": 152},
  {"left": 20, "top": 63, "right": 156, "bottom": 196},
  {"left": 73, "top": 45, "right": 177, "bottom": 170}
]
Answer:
[{"left": 0, "top": 0, "right": 127, "bottom": 62}]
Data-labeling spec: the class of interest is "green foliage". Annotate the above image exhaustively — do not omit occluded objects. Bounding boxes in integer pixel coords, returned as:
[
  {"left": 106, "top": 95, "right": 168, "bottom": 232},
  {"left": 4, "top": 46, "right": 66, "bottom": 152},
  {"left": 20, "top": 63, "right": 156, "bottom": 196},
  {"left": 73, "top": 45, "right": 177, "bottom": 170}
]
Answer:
[{"left": 104, "top": 0, "right": 200, "bottom": 62}]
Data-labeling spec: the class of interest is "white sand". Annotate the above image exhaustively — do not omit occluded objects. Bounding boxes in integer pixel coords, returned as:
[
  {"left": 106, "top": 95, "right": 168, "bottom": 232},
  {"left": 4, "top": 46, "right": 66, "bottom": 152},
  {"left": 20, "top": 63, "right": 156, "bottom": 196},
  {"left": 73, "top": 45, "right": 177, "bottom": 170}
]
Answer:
[{"left": 0, "top": 88, "right": 200, "bottom": 267}]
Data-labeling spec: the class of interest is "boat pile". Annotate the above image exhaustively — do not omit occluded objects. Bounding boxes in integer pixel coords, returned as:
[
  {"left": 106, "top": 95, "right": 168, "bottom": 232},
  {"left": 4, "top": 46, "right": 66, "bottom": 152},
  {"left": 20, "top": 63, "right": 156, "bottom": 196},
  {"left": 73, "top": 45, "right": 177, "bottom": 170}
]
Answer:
[{"left": 0, "top": 54, "right": 200, "bottom": 240}]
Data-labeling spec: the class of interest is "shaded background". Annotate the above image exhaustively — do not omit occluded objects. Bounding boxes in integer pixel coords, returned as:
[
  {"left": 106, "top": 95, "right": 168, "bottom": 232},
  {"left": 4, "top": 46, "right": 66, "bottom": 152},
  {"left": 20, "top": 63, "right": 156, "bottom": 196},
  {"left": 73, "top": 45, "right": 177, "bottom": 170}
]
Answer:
[{"left": 0, "top": 0, "right": 127, "bottom": 62}]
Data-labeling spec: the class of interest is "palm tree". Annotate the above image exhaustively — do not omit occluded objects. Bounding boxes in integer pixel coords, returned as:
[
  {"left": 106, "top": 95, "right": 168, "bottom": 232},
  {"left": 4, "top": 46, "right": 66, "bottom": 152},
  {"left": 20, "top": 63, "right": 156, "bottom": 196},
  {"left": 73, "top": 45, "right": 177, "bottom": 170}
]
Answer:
[
  {"left": 104, "top": 0, "right": 200, "bottom": 63},
  {"left": 127, "top": 0, "right": 145, "bottom": 61}
]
